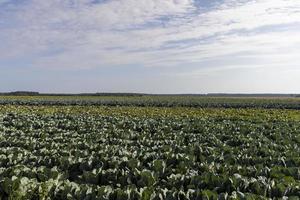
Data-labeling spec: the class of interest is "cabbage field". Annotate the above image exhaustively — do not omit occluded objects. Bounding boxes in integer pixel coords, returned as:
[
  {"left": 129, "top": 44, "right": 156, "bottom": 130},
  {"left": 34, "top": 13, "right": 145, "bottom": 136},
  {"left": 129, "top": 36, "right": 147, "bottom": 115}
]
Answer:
[
  {"left": 0, "top": 97, "right": 300, "bottom": 199},
  {"left": 1, "top": 95, "right": 300, "bottom": 109}
]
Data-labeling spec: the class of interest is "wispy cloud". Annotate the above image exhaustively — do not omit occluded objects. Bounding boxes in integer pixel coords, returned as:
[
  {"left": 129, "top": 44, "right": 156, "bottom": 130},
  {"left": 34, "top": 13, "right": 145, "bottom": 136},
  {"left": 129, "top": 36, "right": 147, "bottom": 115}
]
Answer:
[{"left": 0, "top": 0, "right": 299, "bottom": 92}]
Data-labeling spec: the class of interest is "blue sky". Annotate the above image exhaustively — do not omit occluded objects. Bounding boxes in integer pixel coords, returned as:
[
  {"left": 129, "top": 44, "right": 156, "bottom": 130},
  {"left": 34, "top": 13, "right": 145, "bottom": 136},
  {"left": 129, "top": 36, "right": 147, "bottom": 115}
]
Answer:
[{"left": 0, "top": 0, "right": 300, "bottom": 93}]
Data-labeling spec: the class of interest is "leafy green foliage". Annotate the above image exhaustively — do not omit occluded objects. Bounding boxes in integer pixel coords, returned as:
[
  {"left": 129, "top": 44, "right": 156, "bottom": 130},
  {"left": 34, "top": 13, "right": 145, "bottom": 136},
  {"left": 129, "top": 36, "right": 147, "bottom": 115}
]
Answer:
[
  {"left": 0, "top": 102, "right": 300, "bottom": 199},
  {"left": 0, "top": 95, "right": 300, "bottom": 109}
]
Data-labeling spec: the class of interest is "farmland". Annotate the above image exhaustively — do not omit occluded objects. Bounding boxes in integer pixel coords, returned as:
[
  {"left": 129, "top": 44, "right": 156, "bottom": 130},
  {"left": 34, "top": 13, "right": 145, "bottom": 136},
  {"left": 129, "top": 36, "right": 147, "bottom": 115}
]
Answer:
[
  {"left": 0, "top": 95, "right": 300, "bottom": 109},
  {"left": 0, "top": 96, "right": 300, "bottom": 199}
]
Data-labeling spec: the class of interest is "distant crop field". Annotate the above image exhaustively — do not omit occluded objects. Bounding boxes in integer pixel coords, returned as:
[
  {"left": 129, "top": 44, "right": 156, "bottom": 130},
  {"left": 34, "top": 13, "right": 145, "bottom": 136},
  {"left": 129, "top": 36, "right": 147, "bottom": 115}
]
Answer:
[
  {"left": 0, "top": 95, "right": 300, "bottom": 109},
  {"left": 0, "top": 96, "right": 300, "bottom": 199}
]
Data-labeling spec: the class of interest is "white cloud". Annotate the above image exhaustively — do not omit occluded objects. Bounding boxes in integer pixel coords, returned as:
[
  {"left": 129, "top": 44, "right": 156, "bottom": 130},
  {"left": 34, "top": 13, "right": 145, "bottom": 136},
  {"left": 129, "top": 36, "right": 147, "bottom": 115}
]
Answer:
[{"left": 0, "top": 0, "right": 300, "bottom": 71}]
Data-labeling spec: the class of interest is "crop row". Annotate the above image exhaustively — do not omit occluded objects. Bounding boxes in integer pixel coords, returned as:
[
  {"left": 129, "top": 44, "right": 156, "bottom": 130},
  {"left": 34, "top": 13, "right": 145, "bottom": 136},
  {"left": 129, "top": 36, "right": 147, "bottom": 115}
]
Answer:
[
  {"left": 0, "top": 96, "right": 299, "bottom": 109},
  {"left": 1, "top": 107, "right": 300, "bottom": 199}
]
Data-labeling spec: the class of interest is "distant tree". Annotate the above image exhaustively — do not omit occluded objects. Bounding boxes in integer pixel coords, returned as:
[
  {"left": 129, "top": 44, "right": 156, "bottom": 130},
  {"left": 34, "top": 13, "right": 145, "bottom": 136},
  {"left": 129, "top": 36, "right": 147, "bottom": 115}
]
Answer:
[{"left": 9, "top": 91, "right": 39, "bottom": 96}]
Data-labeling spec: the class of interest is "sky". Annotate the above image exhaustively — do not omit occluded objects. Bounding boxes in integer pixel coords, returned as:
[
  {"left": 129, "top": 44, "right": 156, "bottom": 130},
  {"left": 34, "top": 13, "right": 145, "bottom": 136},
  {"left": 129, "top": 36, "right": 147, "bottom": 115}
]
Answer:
[{"left": 0, "top": 0, "right": 300, "bottom": 94}]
